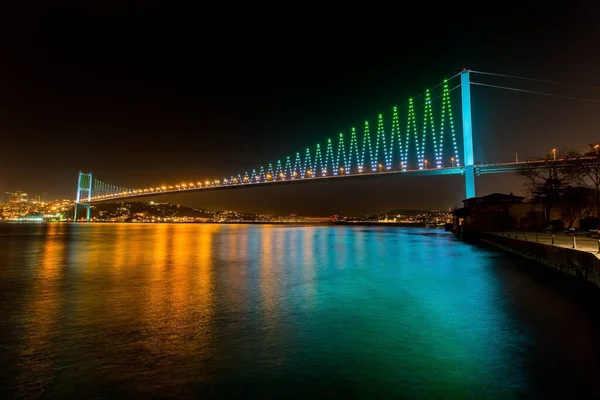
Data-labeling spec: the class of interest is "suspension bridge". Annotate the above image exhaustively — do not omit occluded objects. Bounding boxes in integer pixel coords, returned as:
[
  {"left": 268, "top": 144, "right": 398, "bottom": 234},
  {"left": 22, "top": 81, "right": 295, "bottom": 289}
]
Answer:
[{"left": 72, "top": 69, "right": 589, "bottom": 221}]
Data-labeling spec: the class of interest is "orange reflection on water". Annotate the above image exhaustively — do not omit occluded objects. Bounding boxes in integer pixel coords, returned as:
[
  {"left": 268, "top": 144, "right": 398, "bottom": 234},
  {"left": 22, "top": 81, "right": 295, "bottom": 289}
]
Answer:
[
  {"left": 150, "top": 223, "right": 170, "bottom": 282},
  {"left": 218, "top": 225, "right": 251, "bottom": 312},
  {"left": 111, "top": 223, "right": 129, "bottom": 276},
  {"left": 145, "top": 223, "right": 188, "bottom": 325},
  {"left": 259, "top": 226, "right": 286, "bottom": 333},
  {"left": 168, "top": 224, "right": 193, "bottom": 315},
  {"left": 194, "top": 224, "right": 218, "bottom": 329},
  {"left": 17, "top": 223, "right": 66, "bottom": 395},
  {"left": 227, "top": 224, "right": 239, "bottom": 259},
  {"left": 260, "top": 227, "right": 276, "bottom": 314},
  {"left": 139, "top": 224, "right": 218, "bottom": 365}
]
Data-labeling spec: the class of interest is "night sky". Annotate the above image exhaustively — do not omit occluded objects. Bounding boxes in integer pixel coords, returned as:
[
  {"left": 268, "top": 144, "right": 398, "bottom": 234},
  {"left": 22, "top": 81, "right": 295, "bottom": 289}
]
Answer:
[{"left": 1, "top": 2, "right": 599, "bottom": 216}]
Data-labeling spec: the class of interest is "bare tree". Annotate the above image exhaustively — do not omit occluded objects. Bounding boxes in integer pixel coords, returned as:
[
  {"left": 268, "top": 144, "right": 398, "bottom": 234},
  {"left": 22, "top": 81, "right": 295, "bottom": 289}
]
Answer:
[
  {"left": 561, "top": 143, "right": 600, "bottom": 216},
  {"left": 560, "top": 186, "right": 594, "bottom": 229},
  {"left": 516, "top": 153, "right": 570, "bottom": 222}
]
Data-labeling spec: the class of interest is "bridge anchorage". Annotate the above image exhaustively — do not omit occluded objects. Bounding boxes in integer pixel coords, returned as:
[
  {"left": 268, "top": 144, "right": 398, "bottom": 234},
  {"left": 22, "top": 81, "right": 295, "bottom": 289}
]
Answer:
[{"left": 74, "top": 70, "right": 477, "bottom": 222}]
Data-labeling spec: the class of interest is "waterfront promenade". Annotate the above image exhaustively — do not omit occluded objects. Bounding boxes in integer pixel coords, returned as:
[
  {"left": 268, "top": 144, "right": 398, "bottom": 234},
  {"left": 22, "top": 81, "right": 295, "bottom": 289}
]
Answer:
[
  {"left": 482, "top": 231, "right": 600, "bottom": 291},
  {"left": 488, "top": 232, "right": 600, "bottom": 257}
]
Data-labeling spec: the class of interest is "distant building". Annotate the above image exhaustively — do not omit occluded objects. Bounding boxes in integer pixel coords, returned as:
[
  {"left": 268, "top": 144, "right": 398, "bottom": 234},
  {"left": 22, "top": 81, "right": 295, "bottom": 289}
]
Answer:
[
  {"left": 30, "top": 195, "right": 43, "bottom": 204},
  {"left": 6, "top": 191, "right": 28, "bottom": 203},
  {"left": 453, "top": 193, "right": 526, "bottom": 235},
  {"left": 452, "top": 192, "right": 576, "bottom": 236}
]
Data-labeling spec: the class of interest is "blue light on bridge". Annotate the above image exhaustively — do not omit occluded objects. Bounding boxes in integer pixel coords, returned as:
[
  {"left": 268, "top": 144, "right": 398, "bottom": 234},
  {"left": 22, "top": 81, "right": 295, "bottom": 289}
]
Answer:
[{"left": 74, "top": 70, "right": 490, "bottom": 221}]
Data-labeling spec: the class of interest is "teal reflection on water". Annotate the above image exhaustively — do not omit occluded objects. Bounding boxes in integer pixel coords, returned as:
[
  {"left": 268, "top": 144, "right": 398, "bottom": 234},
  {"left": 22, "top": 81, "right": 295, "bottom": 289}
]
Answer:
[{"left": 0, "top": 223, "right": 599, "bottom": 399}]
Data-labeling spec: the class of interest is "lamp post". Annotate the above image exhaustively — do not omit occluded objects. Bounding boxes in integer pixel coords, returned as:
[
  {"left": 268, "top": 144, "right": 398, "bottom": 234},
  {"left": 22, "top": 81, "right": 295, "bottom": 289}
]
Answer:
[
  {"left": 552, "top": 148, "right": 556, "bottom": 161},
  {"left": 424, "top": 159, "right": 428, "bottom": 169},
  {"left": 450, "top": 157, "right": 455, "bottom": 167},
  {"left": 378, "top": 164, "right": 383, "bottom": 172}
]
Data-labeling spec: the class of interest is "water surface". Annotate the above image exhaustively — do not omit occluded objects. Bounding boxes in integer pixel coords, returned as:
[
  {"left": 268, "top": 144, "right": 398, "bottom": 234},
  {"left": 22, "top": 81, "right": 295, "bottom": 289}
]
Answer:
[{"left": 0, "top": 223, "right": 599, "bottom": 399}]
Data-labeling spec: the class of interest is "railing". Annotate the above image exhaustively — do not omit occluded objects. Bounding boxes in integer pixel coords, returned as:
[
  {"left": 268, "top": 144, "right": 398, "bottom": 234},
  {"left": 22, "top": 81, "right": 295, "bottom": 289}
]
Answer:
[{"left": 489, "top": 231, "right": 600, "bottom": 254}]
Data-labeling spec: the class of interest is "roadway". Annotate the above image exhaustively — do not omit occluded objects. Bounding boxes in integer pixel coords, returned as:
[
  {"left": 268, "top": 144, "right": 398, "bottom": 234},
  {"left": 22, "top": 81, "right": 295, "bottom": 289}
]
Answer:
[
  {"left": 83, "top": 158, "right": 570, "bottom": 204},
  {"left": 85, "top": 166, "right": 465, "bottom": 203}
]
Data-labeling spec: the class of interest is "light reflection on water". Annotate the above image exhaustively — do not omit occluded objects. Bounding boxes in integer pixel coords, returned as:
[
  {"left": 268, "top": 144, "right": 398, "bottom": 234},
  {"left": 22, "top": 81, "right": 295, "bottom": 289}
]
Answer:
[{"left": 0, "top": 223, "right": 599, "bottom": 399}]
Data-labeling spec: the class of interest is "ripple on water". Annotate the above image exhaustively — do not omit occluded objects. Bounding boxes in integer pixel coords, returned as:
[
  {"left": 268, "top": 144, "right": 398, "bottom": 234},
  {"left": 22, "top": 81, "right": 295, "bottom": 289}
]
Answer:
[{"left": 0, "top": 223, "right": 599, "bottom": 399}]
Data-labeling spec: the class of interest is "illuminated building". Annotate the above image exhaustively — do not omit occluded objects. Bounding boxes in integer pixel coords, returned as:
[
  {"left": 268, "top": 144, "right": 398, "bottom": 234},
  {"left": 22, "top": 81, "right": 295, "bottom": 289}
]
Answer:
[{"left": 6, "top": 191, "right": 28, "bottom": 203}]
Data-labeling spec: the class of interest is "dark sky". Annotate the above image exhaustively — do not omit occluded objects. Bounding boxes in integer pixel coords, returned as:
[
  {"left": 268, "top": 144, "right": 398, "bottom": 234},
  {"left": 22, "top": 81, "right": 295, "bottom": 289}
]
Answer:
[{"left": 1, "top": 2, "right": 599, "bottom": 216}]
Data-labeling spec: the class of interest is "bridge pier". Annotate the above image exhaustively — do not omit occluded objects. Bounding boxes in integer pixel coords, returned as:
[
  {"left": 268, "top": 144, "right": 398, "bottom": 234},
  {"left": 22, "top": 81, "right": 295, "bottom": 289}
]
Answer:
[
  {"left": 74, "top": 171, "right": 93, "bottom": 222},
  {"left": 461, "top": 70, "right": 476, "bottom": 199},
  {"left": 73, "top": 203, "right": 91, "bottom": 222},
  {"left": 464, "top": 165, "right": 475, "bottom": 199}
]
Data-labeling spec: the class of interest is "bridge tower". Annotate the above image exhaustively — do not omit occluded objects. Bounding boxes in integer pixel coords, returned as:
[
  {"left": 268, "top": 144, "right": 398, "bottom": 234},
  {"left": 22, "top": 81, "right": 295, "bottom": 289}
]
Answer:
[
  {"left": 461, "top": 69, "right": 476, "bottom": 199},
  {"left": 74, "top": 171, "right": 92, "bottom": 222}
]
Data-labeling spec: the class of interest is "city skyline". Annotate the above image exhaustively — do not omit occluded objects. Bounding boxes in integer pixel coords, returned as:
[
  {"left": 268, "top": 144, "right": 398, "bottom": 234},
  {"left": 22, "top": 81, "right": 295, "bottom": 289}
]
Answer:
[
  {"left": 0, "top": 195, "right": 454, "bottom": 222},
  {"left": 1, "top": 3, "right": 600, "bottom": 215}
]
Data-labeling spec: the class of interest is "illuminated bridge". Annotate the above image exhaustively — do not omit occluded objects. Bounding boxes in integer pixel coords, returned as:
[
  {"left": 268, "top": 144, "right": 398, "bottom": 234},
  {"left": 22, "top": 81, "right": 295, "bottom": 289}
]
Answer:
[{"left": 72, "top": 70, "right": 575, "bottom": 221}]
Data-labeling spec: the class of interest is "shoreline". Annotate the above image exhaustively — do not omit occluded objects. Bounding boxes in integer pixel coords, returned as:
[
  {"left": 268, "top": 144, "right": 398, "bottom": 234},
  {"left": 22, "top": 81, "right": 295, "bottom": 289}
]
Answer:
[
  {"left": 1, "top": 220, "right": 445, "bottom": 227},
  {"left": 478, "top": 232, "right": 600, "bottom": 291}
]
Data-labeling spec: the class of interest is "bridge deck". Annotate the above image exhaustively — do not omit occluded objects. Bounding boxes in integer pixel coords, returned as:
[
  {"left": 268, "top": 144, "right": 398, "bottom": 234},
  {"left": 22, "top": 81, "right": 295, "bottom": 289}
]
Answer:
[
  {"left": 83, "top": 158, "right": 574, "bottom": 204},
  {"left": 85, "top": 166, "right": 467, "bottom": 203}
]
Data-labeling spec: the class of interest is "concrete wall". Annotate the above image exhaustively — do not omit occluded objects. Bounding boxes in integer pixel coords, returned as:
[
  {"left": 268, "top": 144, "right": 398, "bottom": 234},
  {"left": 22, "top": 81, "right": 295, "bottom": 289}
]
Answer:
[{"left": 481, "top": 234, "right": 600, "bottom": 290}]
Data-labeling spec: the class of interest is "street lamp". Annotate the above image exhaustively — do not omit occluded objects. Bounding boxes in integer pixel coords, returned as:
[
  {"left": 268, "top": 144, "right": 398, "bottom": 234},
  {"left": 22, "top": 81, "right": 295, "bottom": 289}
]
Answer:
[
  {"left": 594, "top": 144, "right": 599, "bottom": 155},
  {"left": 450, "top": 157, "right": 455, "bottom": 167},
  {"left": 424, "top": 159, "right": 428, "bottom": 169},
  {"left": 339, "top": 167, "right": 344, "bottom": 175},
  {"left": 378, "top": 163, "right": 383, "bottom": 172},
  {"left": 552, "top": 148, "right": 557, "bottom": 161}
]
